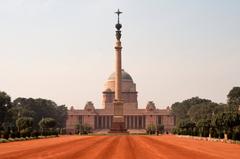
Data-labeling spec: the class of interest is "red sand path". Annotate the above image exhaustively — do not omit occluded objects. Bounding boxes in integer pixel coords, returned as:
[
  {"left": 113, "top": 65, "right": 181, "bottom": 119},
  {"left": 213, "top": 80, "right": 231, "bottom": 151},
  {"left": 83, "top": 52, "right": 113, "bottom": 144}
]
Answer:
[{"left": 0, "top": 135, "right": 239, "bottom": 159}]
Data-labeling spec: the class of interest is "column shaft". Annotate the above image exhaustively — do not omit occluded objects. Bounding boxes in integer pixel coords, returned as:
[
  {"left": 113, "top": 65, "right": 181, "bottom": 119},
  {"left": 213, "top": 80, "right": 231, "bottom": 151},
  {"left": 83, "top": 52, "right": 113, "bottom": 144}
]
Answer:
[{"left": 115, "top": 41, "right": 122, "bottom": 101}]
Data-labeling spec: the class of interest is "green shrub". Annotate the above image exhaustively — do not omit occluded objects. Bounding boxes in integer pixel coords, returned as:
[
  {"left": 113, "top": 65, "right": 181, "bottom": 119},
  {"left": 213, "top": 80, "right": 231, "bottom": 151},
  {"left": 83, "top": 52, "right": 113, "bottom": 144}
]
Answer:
[
  {"left": 60, "top": 128, "right": 66, "bottom": 135},
  {"left": 171, "top": 128, "right": 180, "bottom": 134},
  {"left": 3, "top": 131, "right": 9, "bottom": 139},
  {"left": 156, "top": 124, "right": 164, "bottom": 134},
  {"left": 10, "top": 131, "right": 18, "bottom": 138},
  {"left": 51, "top": 130, "right": 59, "bottom": 136},
  {"left": 8, "top": 138, "right": 15, "bottom": 142},
  {"left": 77, "top": 124, "right": 92, "bottom": 135},
  {"left": 39, "top": 118, "right": 57, "bottom": 130},
  {"left": 38, "top": 136, "right": 46, "bottom": 139},
  {"left": 146, "top": 124, "right": 156, "bottom": 135},
  {"left": 20, "top": 128, "right": 31, "bottom": 138},
  {"left": 31, "top": 130, "right": 40, "bottom": 138},
  {"left": 0, "top": 138, "right": 9, "bottom": 143},
  {"left": 14, "top": 138, "right": 21, "bottom": 141}
]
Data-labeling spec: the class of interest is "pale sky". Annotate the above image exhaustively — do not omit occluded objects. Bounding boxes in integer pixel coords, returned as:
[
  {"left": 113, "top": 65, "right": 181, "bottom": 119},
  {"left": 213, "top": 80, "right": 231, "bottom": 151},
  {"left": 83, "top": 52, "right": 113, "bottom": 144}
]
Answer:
[{"left": 0, "top": 0, "right": 240, "bottom": 109}]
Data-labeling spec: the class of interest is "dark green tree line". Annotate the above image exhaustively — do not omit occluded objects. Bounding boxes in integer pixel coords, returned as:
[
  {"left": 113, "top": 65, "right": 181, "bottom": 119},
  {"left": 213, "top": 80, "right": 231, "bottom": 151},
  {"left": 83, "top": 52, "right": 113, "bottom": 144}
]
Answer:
[
  {"left": 171, "top": 87, "right": 240, "bottom": 140},
  {"left": 0, "top": 91, "right": 68, "bottom": 139}
]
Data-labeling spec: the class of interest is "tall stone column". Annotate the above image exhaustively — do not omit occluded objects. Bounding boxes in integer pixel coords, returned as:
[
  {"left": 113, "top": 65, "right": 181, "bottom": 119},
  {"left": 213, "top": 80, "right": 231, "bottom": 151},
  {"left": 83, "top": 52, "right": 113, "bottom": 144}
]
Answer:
[
  {"left": 115, "top": 40, "right": 122, "bottom": 100},
  {"left": 109, "top": 9, "right": 128, "bottom": 133}
]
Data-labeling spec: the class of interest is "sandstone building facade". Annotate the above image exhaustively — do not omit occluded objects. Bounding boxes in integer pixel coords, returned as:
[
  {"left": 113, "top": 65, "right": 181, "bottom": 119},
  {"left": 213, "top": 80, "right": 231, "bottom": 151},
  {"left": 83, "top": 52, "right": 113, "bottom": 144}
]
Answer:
[{"left": 66, "top": 69, "right": 175, "bottom": 133}]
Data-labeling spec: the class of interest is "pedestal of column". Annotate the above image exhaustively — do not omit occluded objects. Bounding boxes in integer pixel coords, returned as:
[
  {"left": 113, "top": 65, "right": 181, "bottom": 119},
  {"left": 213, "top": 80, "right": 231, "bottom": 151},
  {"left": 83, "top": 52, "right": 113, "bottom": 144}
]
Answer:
[{"left": 109, "top": 100, "right": 128, "bottom": 133}]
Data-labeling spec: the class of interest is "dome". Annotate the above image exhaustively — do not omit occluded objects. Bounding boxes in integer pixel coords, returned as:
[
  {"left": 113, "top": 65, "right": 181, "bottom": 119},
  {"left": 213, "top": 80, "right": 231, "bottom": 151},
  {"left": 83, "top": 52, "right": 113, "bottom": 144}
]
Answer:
[
  {"left": 146, "top": 101, "right": 156, "bottom": 111},
  {"left": 104, "top": 69, "right": 136, "bottom": 93},
  {"left": 108, "top": 69, "right": 133, "bottom": 81}
]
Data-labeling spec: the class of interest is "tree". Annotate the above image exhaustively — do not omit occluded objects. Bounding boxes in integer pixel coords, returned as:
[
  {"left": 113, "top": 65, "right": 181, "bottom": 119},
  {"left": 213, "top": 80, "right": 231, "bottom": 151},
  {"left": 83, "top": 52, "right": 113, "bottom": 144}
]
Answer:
[
  {"left": 211, "top": 113, "right": 226, "bottom": 139},
  {"left": 13, "top": 98, "right": 57, "bottom": 129},
  {"left": 171, "top": 97, "right": 212, "bottom": 123},
  {"left": 16, "top": 117, "right": 33, "bottom": 132},
  {"left": 178, "top": 119, "right": 196, "bottom": 135},
  {"left": 8, "top": 106, "right": 34, "bottom": 123},
  {"left": 233, "top": 125, "right": 240, "bottom": 140},
  {"left": 223, "top": 112, "right": 240, "bottom": 139},
  {"left": 211, "top": 112, "right": 240, "bottom": 139},
  {"left": 12, "top": 98, "right": 67, "bottom": 130},
  {"left": 188, "top": 102, "right": 225, "bottom": 122},
  {"left": 39, "top": 118, "right": 57, "bottom": 136},
  {"left": 196, "top": 119, "right": 210, "bottom": 137},
  {"left": 55, "top": 105, "right": 68, "bottom": 128},
  {"left": 39, "top": 118, "right": 57, "bottom": 129},
  {"left": 227, "top": 87, "right": 240, "bottom": 112},
  {"left": 0, "top": 91, "right": 66, "bottom": 138},
  {"left": 0, "top": 91, "right": 11, "bottom": 127},
  {"left": 170, "top": 89, "right": 240, "bottom": 140}
]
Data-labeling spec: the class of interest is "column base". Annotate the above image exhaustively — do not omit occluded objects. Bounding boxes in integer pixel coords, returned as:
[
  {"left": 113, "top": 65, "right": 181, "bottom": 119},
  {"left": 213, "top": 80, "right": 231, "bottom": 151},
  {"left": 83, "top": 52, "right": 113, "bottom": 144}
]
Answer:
[{"left": 109, "top": 116, "right": 128, "bottom": 133}]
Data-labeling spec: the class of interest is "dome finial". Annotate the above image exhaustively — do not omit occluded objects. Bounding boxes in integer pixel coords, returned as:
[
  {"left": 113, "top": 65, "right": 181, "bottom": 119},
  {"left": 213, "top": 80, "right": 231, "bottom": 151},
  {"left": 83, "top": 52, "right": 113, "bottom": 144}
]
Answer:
[{"left": 115, "top": 9, "right": 122, "bottom": 31}]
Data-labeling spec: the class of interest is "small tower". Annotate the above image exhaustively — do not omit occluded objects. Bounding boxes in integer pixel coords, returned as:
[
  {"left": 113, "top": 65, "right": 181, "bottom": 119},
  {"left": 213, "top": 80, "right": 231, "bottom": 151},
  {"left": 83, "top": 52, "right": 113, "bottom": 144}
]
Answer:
[{"left": 109, "top": 9, "right": 128, "bottom": 133}]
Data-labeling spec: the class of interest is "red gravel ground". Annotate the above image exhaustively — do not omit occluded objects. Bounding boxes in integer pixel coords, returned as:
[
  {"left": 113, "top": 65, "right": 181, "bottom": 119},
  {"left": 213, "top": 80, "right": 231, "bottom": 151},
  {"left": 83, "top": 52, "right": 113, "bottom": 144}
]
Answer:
[{"left": 0, "top": 135, "right": 239, "bottom": 159}]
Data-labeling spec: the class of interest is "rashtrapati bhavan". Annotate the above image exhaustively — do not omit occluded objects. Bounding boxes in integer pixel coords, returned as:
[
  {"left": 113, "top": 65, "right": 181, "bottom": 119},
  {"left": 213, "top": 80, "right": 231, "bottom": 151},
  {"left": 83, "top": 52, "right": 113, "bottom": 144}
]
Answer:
[{"left": 66, "top": 10, "right": 175, "bottom": 133}]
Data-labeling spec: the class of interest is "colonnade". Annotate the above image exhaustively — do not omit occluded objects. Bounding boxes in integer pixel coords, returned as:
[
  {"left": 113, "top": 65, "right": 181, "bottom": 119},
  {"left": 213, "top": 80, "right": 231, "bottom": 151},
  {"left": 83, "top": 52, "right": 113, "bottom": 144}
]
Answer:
[
  {"left": 77, "top": 115, "right": 165, "bottom": 129},
  {"left": 94, "top": 115, "right": 146, "bottom": 129},
  {"left": 125, "top": 115, "right": 146, "bottom": 129},
  {"left": 94, "top": 116, "right": 112, "bottom": 129}
]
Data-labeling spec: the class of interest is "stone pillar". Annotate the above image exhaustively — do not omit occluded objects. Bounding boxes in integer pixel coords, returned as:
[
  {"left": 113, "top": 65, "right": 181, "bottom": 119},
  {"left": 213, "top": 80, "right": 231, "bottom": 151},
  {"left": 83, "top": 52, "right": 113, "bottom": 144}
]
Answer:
[
  {"left": 133, "top": 116, "right": 135, "bottom": 129},
  {"left": 99, "top": 116, "right": 101, "bottom": 129},
  {"left": 127, "top": 116, "right": 129, "bottom": 129},
  {"left": 109, "top": 9, "right": 127, "bottom": 133},
  {"left": 136, "top": 116, "right": 138, "bottom": 129},
  {"left": 126, "top": 116, "right": 128, "bottom": 128},
  {"left": 129, "top": 116, "right": 131, "bottom": 129},
  {"left": 115, "top": 40, "right": 122, "bottom": 101},
  {"left": 137, "top": 116, "right": 139, "bottom": 129},
  {"left": 102, "top": 116, "right": 104, "bottom": 129},
  {"left": 109, "top": 116, "right": 111, "bottom": 128},
  {"left": 143, "top": 116, "right": 146, "bottom": 129},
  {"left": 103, "top": 116, "right": 105, "bottom": 128},
  {"left": 135, "top": 116, "right": 137, "bottom": 129},
  {"left": 107, "top": 116, "right": 109, "bottom": 128},
  {"left": 94, "top": 116, "right": 96, "bottom": 129}
]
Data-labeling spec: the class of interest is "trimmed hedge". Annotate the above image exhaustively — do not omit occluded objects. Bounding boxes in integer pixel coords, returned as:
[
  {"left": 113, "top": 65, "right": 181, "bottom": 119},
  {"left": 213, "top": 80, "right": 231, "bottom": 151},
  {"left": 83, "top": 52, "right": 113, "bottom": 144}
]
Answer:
[{"left": 0, "top": 135, "right": 58, "bottom": 144}]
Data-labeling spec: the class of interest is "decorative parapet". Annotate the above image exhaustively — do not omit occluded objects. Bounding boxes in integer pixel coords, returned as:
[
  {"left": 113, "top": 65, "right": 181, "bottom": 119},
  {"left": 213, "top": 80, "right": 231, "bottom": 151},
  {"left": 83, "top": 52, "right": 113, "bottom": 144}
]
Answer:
[
  {"left": 84, "top": 101, "right": 95, "bottom": 113},
  {"left": 146, "top": 101, "right": 156, "bottom": 111}
]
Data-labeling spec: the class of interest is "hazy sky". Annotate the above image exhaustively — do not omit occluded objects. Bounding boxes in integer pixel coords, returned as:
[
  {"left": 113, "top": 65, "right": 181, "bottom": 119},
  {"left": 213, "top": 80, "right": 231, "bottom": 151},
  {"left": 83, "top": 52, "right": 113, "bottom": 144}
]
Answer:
[{"left": 0, "top": 0, "right": 240, "bottom": 109}]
